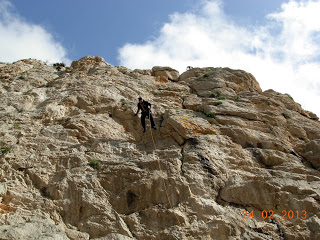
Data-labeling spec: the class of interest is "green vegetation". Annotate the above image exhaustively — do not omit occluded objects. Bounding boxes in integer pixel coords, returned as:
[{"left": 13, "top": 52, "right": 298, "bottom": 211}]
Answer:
[
  {"left": 19, "top": 75, "right": 26, "bottom": 80},
  {"left": 206, "top": 112, "right": 216, "bottom": 118},
  {"left": 203, "top": 73, "right": 210, "bottom": 78},
  {"left": 179, "top": 156, "right": 184, "bottom": 162},
  {"left": 233, "top": 95, "right": 240, "bottom": 101},
  {"left": 197, "top": 72, "right": 212, "bottom": 81},
  {"left": 209, "top": 91, "right": 226, "bottom": 100},
  {"left": 0, "top": 146, "right": 10, "bottom": 155},
  {"left": 88, "top": 159, "right": 102, "bottom": 169},
  {"left": 282, "top": 112, "right": 291, "bottom": 119},
  {"left": 266, "top": 100, "right": 271, "bottom": 106},
  {"left": 13, "top": 123, "right": 20, "bottom": 129},
  {"left": 210, "top": 92, "right": 219, "bottom": 98},
  {"left": 214, "top": 101, "right": 223, "bottom": 106},
  {"left": 120, "top": 98, "right": 126, "bottom": 104},
  {"left": 224, "top": 67, "right": 237, "bottom": 74},
  {"left": 217, "top": 95, "right": 226, "bottom": 100},
  {"left": 288, "top": 95, "right": 294, "bottom": 101}
]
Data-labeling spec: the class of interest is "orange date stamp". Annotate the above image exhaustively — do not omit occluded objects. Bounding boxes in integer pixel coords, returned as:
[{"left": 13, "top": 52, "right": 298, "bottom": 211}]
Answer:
[{"left": 242, "top": 210, "right": 307, "bottom": 220}]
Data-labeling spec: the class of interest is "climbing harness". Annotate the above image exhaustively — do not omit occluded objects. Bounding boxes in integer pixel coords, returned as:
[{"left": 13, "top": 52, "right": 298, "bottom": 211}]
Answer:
[{"left": 140, "top": 102, "right": 146, "bottom": 113}]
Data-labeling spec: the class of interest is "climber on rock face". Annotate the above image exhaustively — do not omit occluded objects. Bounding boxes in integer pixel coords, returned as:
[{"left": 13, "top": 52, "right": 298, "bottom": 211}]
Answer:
[
  {"left": 186, "top": 66, "right": 193, "bottom": 71},
  {"left": 134, "top": 97, "right": 156, "bottom": 133}
]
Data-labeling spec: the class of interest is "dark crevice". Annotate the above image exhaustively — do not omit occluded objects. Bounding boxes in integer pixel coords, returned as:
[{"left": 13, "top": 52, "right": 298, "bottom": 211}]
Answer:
[
  {"left": 180, "top": 148, "right": 185, "bottom": 175},
  {"left": 272, "top": 218, "right": 286, "bottom": 240},
  {"left": 127, "top": 190, "right": 138, "bottom": 207},
  {"left": 17, "top": 166, "right": 33, "bottom": 172},
  {"left": 181, "top": 97, "right": 186, "bottom": 109},
  {"left": 198, "top": 155, "right": 218, "bottom": 176},
  {"left": 252, "top": 227, "right": 264, "bottom": 234},
  {"left": 291, "top": 149, "right": 318, "bottom": 170},
  {"left": 158, "top": 114, "right": 165, "bottom": 129},
  {"left": 40, "top": 187, "right": 53, "bottom": 200},
  {"left": 252, "top": 148, "right": 263, "bottom": 161},
  {"left": 188, "top": 137, "right": 199, "bottom": 147},
  {"left": 290, "top": 149, "right": 303, "bottom": 161},
  {"left": 251, "top": 148, "right": 271, "bottom": 169},
  {"left": 23, "top": 169, "right": 53, "bottom": 200},
  {"left": 246, "top": 143, "right": 254, "bottom": 148}
]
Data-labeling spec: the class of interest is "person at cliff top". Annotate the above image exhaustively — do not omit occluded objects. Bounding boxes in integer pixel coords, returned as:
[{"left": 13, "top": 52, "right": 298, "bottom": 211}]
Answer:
[{"left": 134, "top": 97, "right": 156, "bottom": 133}]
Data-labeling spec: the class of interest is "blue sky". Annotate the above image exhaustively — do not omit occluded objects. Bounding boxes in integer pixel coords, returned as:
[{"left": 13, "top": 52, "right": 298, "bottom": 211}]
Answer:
[
  {"left": 2, "top": 0, "right": 201, "bottom": 65},
  {"left": 2, "top": 0, "right": 286, "bottom": 65},
  {"left": 1, "top": 0, "right": 320, "bottom": 117}
]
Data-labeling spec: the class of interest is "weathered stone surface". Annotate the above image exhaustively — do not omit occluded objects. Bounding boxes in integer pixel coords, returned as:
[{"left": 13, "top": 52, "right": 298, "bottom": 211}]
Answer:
[
  {"left": 179, "top": 67, "right": 207, "bottom": 81},
  {"left": 0, "top": 57, "right": 319, "bottom": 240},
  {"left": 183, "top": 94, "right": 203, "bottom": 112},
  {"left": 295, "top": 139, "right": 320, "bottom": 169},
  {"left": 151, "top": 66, "right": 179, "bottom": 81},
  {"left": 93, "top": 233, "right": 133, "bottom": 240},
  {"left": 180, "top": 67, "right": 262, "bottom": 98},
  {"left": 66, "top": 227, "right": 90, "bottom": 240},
  {"left": 0, "top": 210, "right": 69, "bottom": 240}
]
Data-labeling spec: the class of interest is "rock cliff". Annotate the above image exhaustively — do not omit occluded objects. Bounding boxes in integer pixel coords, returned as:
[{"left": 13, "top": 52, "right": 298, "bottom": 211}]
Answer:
[{"left": 0, "top": 56, "right": 319, "bottom": 240}]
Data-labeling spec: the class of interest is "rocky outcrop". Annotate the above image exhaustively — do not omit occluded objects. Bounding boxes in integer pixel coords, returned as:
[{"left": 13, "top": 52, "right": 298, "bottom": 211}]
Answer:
[
  {"left": 179, "top": 67, "right": 262, "bottom": 97},
  {"left": 152, "top": 66, "right": 180, "bottom": 82},
  {"left": 295, "top": 140, "right": 320, "bottom": 169},
  {"left": 0, "top": 56, "right": 319, "bottom": 240}
]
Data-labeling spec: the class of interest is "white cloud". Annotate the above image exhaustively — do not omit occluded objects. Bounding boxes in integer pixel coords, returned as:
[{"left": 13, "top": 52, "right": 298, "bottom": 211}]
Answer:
[
  {"left": 0, "top": 0, "right": 70, "bottom": 64},
  {"left": 118, "top": 0, "right": 320, "bottom": 117}
]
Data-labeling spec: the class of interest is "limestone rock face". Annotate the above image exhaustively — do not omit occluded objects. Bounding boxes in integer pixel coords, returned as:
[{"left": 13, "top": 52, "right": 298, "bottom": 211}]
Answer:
[
  {"left": 0, "top": 57, "right": 320, "bottom": 240},
  {"left": 152, "top": 66, "right": 180, "bottom": 82},
  {"left": 295, "top": 140, "right": 320, "bottom": 169},
  {"left": 180, "top": 67, "right": 262, "bottom": 97}
]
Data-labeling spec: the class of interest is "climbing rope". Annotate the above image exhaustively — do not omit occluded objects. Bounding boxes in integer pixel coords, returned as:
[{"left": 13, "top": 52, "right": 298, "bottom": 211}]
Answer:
[{"left": 148, "top": 111, "right": 184, "bottom": 239}]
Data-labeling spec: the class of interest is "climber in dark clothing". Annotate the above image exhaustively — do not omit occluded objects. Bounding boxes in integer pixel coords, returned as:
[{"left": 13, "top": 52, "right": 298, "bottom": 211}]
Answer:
[{"left": 134, "top": 97, "right": 156, "bottom": 133}]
